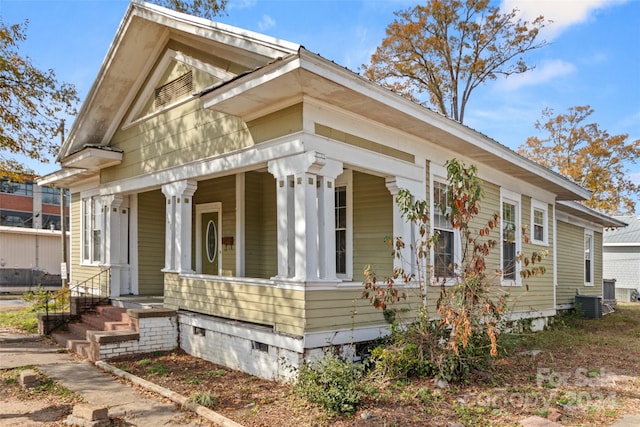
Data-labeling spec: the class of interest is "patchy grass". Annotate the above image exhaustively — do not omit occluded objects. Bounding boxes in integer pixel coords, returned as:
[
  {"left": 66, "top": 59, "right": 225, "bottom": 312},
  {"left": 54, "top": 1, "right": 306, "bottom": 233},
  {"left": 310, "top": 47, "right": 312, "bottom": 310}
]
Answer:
[{"left": 0, "top": 307, "right": 39, "bottom": 333}]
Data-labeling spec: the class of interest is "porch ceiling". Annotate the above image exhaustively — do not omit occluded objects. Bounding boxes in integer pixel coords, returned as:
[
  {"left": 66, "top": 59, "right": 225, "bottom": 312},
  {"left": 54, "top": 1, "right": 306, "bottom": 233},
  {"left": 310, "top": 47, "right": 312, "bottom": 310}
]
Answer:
[{"left": 202, "top": 50, "right": 590, "bottom": 202}]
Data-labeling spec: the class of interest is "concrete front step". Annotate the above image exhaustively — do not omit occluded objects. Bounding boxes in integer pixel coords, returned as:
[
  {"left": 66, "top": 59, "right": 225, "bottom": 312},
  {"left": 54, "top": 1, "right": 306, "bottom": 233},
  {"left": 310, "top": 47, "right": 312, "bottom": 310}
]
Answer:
[{"left": 50, "top": 330, "right": 92, "bottom": 359}]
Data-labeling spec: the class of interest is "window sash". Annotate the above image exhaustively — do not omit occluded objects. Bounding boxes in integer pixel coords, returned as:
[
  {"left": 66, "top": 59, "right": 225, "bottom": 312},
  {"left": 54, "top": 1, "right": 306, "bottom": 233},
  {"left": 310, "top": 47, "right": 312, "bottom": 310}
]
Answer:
[
  {"left": 335, "top": 186, "right": 347, "bottom": 275},
  {"left": 585, "top": 233, "right": 593, "bottom": 284},
  {"left": 83, "top": 197, "right": 104, "bottom": 264},
  {"left": 502, "top": 201, "right": 517, "bottom": 282}
]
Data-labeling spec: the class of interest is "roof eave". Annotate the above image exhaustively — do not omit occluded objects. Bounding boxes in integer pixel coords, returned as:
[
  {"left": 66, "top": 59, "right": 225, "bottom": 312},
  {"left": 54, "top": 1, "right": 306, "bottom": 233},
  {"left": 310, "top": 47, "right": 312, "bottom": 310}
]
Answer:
[
  {"left": 556, "top": 201, "right": 628, "bottom": 228},
  {"left": 203, "top": 48, "right": 591, "bottom": 202}
]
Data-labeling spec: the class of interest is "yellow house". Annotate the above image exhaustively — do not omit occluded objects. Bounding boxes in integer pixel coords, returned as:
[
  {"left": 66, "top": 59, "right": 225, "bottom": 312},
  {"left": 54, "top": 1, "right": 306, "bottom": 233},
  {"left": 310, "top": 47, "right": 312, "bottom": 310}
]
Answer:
[{"left": 40, "top": 1, "right": 624, "bottom": 379}]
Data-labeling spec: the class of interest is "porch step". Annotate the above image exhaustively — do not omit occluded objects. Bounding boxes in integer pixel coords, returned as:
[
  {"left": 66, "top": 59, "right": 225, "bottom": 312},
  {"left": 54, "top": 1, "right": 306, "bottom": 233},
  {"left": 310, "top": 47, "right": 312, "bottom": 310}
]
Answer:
[
  {"left": 50, "top": 330, "right": 92, "bottom": 359},
  {"left": 82, "top": 307, "right": 131, "bottom": 331},
  {"left": 51, "top": 303, "right": 138, "bottom": 362},
  {"left": 95, "top": 305, "right": 128, "bottom": 322}
]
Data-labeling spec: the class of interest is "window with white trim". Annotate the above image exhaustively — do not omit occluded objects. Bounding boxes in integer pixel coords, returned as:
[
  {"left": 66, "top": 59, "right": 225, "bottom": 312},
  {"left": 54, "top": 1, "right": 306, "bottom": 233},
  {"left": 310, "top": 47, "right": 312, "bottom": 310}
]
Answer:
[
  {"left": 501, "top": 190, "right": 521, "bottom": 286},
  {"left": 335, "top": 186, "right": 347, "bottom": 275},
  {"left": 584, "top": 230, "right": 594, "bottom": 286},
  {"left": 531, "top": 200, "right": 548, "bottom": 245},
  {"left": 82, "top": 197, "right": 104, "bottom": 264},
  {"left": 335, "top": 171, "right": 353, "bottom": 279},
  {"left": 433, "top": 180, "right": 456, "bottom": 280}
]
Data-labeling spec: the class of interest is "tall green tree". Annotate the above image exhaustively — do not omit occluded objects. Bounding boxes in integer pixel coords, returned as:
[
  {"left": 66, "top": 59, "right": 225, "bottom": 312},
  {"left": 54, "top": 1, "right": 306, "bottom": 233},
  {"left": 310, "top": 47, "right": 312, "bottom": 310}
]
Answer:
[
  {"left": 362, "top": 0, "right": 548, "bottom": 123},
  {"left": 0, "top": 20, "right": 78, "bottom": 178},
  {"left": 518, "top": 105, "right": 640, "bottom": 215},
  {"left": 152, "top": 0, "right": 227, "bottom": 20}
]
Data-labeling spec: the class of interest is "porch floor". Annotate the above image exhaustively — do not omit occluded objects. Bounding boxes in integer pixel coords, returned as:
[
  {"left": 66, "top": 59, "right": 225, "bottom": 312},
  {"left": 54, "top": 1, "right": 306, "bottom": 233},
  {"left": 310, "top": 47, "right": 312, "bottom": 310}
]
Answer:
[{"left": 110, "top": 295, "right": 164, "bottom": 310}]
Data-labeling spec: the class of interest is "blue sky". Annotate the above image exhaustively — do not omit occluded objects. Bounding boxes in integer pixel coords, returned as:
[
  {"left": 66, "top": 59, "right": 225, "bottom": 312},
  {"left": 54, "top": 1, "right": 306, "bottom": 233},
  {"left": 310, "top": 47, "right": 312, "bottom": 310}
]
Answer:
[{"left": 1, "top": 0, "right": 639, "bottom": 209}]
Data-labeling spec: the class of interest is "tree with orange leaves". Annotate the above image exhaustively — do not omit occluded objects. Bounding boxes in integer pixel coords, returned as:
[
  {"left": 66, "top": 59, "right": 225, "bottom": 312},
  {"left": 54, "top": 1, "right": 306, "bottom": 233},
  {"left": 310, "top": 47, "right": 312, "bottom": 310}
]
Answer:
[
  {"left": 519, "top": 105, "right": 640, "bottom": 215},
  {"left": 362, "top": 0, "right": 548, "bottom": 124}
]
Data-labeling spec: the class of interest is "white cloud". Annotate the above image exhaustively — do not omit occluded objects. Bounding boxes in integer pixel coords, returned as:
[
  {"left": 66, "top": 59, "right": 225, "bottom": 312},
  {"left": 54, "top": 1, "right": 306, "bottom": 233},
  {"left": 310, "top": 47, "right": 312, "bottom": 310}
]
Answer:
[
  {"left": 497, "top": 59, "right": 576, "bottom": 91},
  {"left": 257, "top": 15, "right": 276, "bottom": 31},
  {"left": 228, "top": 0, "right": 257, "bottom": 10},
  {"left": 502, "top": 0, "right": 629, "bottom": 39}
]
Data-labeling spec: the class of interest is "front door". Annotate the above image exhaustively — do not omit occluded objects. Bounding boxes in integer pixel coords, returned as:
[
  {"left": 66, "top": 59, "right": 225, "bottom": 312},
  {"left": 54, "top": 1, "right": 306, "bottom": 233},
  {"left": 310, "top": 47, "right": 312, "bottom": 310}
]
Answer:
[
  {"left": 202, "top": 211, "right": 219, "bottom": 275},
  {"left": 195, "top": 202, "right": 222, "bottom": 275}
]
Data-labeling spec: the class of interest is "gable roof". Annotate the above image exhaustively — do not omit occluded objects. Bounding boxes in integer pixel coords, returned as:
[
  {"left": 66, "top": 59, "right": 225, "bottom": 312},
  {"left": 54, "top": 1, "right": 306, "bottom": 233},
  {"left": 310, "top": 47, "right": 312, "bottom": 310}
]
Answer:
[
  {"left": 604, "top": 216, "right": 640, "bottom": 245},
  {"left": 57, "top": 0, "right": 299, "bottom": 162},
  {"left": 50, "top": 1, "right": 591, "bottom": 203}
]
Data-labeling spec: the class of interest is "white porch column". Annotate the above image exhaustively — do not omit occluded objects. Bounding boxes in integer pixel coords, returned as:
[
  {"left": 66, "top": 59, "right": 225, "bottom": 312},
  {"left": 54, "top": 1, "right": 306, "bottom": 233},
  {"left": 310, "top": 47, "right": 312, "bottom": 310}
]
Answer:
[
  {"left": 162, "top": 180, "right": 197, "bottom": 273},
  {"left": 294, "top": 172, "right": 319, "bottom": 281},
  {"left": 268, "top": 152, "right": 342, "bottom": 282},
  {"left": 103, "top": 194, "right": 123, "bottom": 297},
  {"left": 317, "top": 160, "right": 343, "bottom": 280},
  {"left": 385, "top": 177, "right": 425, "bottom": 275}
]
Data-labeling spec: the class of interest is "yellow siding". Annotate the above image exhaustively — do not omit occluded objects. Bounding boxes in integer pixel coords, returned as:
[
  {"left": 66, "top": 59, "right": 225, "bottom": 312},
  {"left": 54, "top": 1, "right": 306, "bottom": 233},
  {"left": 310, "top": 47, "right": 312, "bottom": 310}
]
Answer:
[
  {"left": 305, "top": 289, "right": 387, "bottom": 331},
  {"left": 244, "top": 171, "right": 277, "bottom": 278},
  {"left": 246, "top": 104, "right": 303, "bottom": 144},
  {"left": 164, "top": 273, "right": 305, "bottom": 336},
  {"left": 510, "top": 196, "right": 555, "bottom": 312},
  {"left": 315, "top": 124, "right": 415, "bottom": 163},
  {"left": 103, "top": 101, "right": 249, "bottom": 182},
  {"left": 137, "top": 189, "right": 165, "bottom": 295},
  {"left": 69, "top": 193, "right": 102, "bottom": 284},
  {"left": 352, "top": 171, "right": 393, "bottom": 282},
  {"left": 556, "top": 221, "right": 602, "bottom": 305},
  {"left": 594, "top": 231, "right": 603, "bottom": 290},
  {"left": 102, "top": 103, "right": 302, "bottom": 183},
  {"left": 192, "top": 175, "right": 236, "bottom": 276}
]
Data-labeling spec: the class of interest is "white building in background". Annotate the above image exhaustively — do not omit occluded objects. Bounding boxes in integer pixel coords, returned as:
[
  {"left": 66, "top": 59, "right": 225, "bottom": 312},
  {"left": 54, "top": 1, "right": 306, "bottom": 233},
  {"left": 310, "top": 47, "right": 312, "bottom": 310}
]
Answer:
[
  {"left": 604, "top": 216, "right": 640, "bottom": 302},
  {"left": 0, "top": 177, "right": 70, "bottom": 290}
]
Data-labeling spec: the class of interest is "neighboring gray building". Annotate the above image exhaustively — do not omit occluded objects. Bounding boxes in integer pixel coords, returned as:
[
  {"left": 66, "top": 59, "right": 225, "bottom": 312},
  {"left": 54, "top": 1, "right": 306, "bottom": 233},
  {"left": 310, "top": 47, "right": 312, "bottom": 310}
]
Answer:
[{"left": 604, "top": 216, "right": 640, "bottom": 302}]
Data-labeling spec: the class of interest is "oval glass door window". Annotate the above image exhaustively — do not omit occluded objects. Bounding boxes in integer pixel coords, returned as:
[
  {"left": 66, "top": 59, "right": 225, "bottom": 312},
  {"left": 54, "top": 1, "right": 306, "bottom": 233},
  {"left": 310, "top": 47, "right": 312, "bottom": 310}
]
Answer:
[{"left": 206, "top": 220, "right": 217, "bottom": 263}]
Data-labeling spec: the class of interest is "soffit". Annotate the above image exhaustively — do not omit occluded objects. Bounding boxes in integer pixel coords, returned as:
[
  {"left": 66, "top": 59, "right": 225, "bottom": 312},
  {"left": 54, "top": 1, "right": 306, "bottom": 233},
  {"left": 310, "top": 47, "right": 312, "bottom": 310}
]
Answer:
[{"left": 203, "top": 51, "right": 589, "bottom": 201}]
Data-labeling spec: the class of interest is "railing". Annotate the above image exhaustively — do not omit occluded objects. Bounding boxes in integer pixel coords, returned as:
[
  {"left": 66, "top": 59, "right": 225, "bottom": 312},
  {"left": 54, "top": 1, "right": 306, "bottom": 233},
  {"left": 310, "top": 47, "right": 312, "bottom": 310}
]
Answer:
[{"left": 41, "top": 268, "right": 111, "bottom": 335}]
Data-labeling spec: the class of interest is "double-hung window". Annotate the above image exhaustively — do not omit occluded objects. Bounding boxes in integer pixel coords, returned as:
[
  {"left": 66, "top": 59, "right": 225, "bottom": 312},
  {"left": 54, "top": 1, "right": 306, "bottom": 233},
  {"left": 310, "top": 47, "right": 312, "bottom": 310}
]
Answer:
[
  {"left": 531, "top": 200, "right": 548, "bottom": 245},
  {"left": 433, "top": 180, "right": 456, "bottom": 280},
  {"left": 335, "top": 186, "right": 347, "bottom": 276},
  {"left": 83, "top": 197, "right": 104, "bottom": 264},
  {"left": 584, "top": 230, "right": 594, "bottom": 286},
  {"left": 334, "top": 170, "right": 353, "bottom": 279},
  {"left": 501, "top": 190, "right": 521, "bottom": 285}
]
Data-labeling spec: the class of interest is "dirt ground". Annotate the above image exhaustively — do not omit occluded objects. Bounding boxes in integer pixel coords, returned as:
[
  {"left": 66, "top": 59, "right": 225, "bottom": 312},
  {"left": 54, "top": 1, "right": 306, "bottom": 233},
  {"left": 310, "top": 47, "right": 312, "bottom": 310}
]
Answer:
[{"left": 3, "top": 305, "right": 640, "bottom": 426}]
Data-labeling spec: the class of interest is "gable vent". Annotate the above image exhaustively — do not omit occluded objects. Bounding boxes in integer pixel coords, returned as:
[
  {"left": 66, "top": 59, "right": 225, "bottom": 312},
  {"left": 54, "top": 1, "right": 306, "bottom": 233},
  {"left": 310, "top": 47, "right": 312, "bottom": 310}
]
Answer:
[{"left": 154, "top": 71, "right": 193, "bottom": 108}]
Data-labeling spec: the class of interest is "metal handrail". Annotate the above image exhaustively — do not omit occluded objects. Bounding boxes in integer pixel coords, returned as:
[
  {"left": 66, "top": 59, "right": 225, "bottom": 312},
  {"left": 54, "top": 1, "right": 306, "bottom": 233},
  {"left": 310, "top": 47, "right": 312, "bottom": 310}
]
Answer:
[{"left": 42, "top": 268, "right": 111, "bottom": 334}]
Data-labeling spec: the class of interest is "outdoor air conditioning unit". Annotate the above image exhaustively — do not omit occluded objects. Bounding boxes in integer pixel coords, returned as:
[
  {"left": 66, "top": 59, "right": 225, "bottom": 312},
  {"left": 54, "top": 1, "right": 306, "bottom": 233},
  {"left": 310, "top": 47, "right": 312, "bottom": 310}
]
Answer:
[{"left": 575, "top": 295, "right": 602, "bottom": 319}]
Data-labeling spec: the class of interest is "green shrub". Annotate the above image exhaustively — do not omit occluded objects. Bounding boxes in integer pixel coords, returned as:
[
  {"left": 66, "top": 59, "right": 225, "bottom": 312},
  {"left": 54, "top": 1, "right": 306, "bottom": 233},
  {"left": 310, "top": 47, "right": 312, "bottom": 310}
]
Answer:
[{"left": 294, "top": 352, "right": 368, "bottom": 415}]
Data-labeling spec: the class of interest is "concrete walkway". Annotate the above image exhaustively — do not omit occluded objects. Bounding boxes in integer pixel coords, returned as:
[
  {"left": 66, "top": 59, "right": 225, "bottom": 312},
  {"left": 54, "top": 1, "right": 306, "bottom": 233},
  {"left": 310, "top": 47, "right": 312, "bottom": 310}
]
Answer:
[{"left": 0, "top": 331, "right": 211, "bottom": 426}]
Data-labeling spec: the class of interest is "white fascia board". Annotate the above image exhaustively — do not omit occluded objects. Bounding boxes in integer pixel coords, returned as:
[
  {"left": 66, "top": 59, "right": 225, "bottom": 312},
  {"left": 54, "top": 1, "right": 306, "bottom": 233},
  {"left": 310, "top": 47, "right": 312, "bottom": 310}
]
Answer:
[
  {"left": 134, "top": 1, "right": 299, "bottom": 58},
  {"left": 59, "top": 3, "right": 139, "bottom": 161},
  {"left": 302, "top": 133, "right": 424, "bottom": 182},
  {"left": 81, "top": 137, "right": 306, "bottom": 198},
  {"left": 604, "top": 243, "right": 640, "bottom": 247},
  {"left": 297, "top": 50, "right": 590, "bottom": 201},
  {"left": 37, "top": 168, "right": 87, "bottom": 187},
  {"left": 557, "top": 201, "right": 627, "bottom": 228},
  {"left": 202, "top": 55, "right": 302, "bottom": 109}
]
